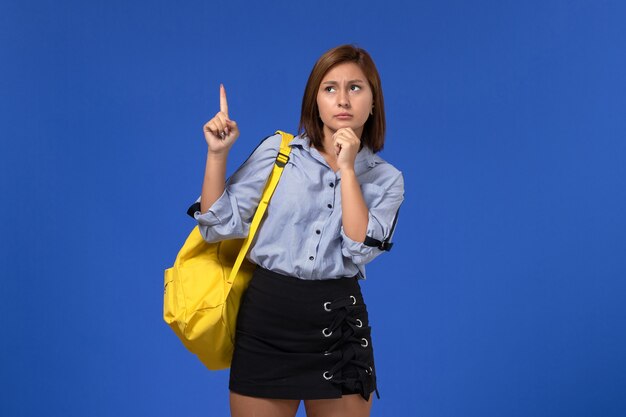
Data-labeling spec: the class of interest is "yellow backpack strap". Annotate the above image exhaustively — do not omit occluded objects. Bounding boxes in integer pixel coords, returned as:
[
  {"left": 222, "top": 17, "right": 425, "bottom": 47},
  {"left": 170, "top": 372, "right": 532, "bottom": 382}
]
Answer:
[
  {"left": 227, "top": 131, "right": 294, "bottom": 284},
  {"left": 274, "top": 130, "right": 292, "bottom": 168}
]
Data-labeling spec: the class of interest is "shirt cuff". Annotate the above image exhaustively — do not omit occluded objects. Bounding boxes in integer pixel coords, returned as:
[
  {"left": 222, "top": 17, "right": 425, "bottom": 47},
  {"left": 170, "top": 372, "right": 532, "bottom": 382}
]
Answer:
[
  {"left": 340, "top": 222, "right": 381, "bottom": 266},
  {"left": 193, "top": 190, "right": 232, "bottom": 226}
]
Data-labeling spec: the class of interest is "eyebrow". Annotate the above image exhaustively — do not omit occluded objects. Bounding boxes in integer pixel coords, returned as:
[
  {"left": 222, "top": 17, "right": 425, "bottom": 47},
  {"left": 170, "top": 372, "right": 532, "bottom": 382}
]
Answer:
[{"left": 321, "top": 79, "right": 366, "bottom": 85}]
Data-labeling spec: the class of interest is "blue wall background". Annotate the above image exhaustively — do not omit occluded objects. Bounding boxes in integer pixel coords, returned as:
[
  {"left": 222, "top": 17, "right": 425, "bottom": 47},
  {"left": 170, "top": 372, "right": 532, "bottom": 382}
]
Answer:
[{"left": 2, "top": 1, "right": 625, "bottom": 416}]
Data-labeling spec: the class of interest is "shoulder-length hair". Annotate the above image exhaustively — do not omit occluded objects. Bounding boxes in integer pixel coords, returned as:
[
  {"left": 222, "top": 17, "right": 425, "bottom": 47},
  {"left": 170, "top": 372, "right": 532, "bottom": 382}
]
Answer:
[{"left": 298, "top": 44, "right": 386, "bottom": 153}]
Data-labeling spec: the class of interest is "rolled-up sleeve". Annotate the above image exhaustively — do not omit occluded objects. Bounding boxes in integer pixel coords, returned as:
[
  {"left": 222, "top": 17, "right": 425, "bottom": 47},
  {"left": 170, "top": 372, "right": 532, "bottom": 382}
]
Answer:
[
  {"left": 190, "top": 133, "right": 282, "bottom": 243},
  {"left": 341, "top": 171, "right": 404, "bottom": 265}
]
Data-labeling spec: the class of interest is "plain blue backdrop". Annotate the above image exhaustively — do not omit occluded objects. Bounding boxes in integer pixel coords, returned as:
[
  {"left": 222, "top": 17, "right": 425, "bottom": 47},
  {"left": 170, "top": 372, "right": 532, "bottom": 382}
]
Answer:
[{"left": 2, "top": 0, "right": 625, "bottom": 416}]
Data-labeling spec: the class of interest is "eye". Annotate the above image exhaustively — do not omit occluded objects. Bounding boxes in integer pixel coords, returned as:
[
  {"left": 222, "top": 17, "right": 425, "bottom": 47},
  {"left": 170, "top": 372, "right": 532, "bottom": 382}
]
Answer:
[
  {"left": 324, "top": 86, "right": 336, "bottom": 92},
  {"left": 350, "top": 85, "right": 362, "bottom": 91}
]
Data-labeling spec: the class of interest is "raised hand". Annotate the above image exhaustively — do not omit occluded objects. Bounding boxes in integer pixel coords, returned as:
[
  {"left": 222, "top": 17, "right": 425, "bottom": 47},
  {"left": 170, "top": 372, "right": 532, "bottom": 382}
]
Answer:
[{"left": 203, "top": 84, "right": 240, "bottom": 154}]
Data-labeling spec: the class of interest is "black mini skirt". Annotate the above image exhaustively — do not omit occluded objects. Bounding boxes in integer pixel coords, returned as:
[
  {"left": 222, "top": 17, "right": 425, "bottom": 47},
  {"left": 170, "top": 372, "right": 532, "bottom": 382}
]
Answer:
[{"left": 229, "top": 267, "right": 378, "bottom": 401}]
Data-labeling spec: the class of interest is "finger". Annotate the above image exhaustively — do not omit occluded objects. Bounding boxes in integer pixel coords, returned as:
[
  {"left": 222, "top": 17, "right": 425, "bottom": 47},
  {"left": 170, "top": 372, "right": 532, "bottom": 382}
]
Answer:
[
  {"left": 206, "top": 121, "right": 220, "bottom": 137},
  {"left": 334, "top": 135, "right": 347, "bottom": 147},
  {"left": 344, "top": 127, "right": 360, "bottom": 141},
  {"left": 336, "top": 129, "right": 356, "bottom": 143},
  {"left": 343, "top": 127, "right": 356, "bottom": 137},
  {"left": 334, "top": 129, "right": 349, "bottom": 140},
  {"left": 215, "top": 112, "right": 229, "bottom": 123},
  {"left": 212, "top": 117, "right": 225, "bottom": 134},
  {"left": 210, "top": 120, "right": 223, "bottom": 136},
  {"left": 225, "top": 119, "right": 238, "bottom": 134},
  {"left": 335, "top": 131, "right": 356, "bottom": 146},
  {"left": 334, "top": 140, "right": 343, "bottom": 155},
  {"left": 212, "top": 122, "right": 224, "bottom": 136},
  {"left": 204, "top": 121, "right": 215, "bottom": 134},
  {"left": 335, "top": 127, "right": 350, "bottom": 136},
  {"left": 220, "top": 84, "right": 229, "bottom": 117},
  {"left": 215, "top": 113, "right": 229, "bottom": 134}
]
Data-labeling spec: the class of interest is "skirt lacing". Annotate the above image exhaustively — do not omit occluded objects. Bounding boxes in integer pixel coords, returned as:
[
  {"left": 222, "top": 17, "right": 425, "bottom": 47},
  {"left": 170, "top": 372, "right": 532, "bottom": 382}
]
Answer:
[{"left": 321, "top": 295, "right": 380, "bottom": 401}]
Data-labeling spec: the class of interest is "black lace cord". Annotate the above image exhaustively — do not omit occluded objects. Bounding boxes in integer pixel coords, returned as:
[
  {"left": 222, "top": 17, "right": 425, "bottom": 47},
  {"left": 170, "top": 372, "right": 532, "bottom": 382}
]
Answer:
[
  {"left": 327, "top": 350, "right": 378, "bottom": 400},
  {"left": 322, "top": 296, "right": 380, "bottom": 400},
  {"left": 325, "top": 313, "right": 364, "bottom": 353}
]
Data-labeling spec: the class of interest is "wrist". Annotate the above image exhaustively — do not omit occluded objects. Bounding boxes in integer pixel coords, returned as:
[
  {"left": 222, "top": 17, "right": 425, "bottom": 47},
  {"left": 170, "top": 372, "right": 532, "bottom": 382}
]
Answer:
[
  {"left": 339, "top": 166, "right": 356, "bottom": 177},
  {"left": 207, "top": 149, "right": 229, "bottom": 161}
]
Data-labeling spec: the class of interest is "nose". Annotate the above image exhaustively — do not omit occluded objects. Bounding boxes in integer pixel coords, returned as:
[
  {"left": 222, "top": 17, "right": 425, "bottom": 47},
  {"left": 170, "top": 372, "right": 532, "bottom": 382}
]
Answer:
[{"left": 337, "top": 89, "right": 350, "bottom": 108}]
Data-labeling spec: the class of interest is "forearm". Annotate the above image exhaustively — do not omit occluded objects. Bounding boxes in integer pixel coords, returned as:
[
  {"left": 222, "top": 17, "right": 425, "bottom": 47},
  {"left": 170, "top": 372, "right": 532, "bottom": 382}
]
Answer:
[
  {"left": 340, "top": 169, "right": 368, "bottom": 242},
  {"left": 200, "top": 151, "right": 228, "bottom": 213}
]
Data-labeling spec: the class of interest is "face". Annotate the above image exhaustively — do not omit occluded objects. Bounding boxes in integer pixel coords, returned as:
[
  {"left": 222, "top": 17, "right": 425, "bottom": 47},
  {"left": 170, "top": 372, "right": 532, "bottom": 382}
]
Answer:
[{"left": 316, "top": 62, "right": 374, "bottom": 141}]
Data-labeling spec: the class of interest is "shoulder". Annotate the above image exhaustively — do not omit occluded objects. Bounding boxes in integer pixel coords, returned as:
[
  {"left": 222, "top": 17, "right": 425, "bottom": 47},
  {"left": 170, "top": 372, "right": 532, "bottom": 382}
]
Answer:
[
  {"left": 251, "top": 132, "right": 283, "bottom": 155},
  {"left": 235, "top": 132, "right": 286, "bottom": 168},
  {"left": 363, "top": 152, "right": 404, "bottom": 192},
  {"left": 249, "top": 131, "right": 299, "bottom": 156}
]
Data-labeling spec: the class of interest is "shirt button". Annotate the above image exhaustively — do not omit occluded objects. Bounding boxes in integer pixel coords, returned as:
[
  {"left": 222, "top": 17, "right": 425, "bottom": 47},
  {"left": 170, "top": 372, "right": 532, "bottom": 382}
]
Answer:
[
  {"left": 316, "top": 230, "right": 321, "bottom": 235},
  {"left": 327, "top": 204, "right": 332, "bottom": 209},
  {"left": 329, "top": 182, "right": 335, "bottom": 188},
  {"left": 309, "top": 256, "right": 314, "bottom": 261}
]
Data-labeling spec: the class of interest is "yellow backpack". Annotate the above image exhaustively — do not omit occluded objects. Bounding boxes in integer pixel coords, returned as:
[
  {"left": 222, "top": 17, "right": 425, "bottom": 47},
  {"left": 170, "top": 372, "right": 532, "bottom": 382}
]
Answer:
[{"left": 163, "top": 131, "right": 293, "bottom": 370}]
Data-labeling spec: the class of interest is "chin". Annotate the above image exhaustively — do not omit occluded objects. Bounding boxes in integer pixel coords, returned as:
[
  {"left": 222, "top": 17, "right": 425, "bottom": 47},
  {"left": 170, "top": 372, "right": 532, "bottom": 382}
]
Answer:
[{"left": 331, "top": 122, "right": 362, "bottom": 132}]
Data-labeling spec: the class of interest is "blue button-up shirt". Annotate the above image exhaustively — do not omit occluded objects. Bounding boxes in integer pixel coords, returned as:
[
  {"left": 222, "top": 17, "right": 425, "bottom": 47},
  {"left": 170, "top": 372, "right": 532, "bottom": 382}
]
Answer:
[{"left": 192, "top": 133, "right": 404, "bottom": 280}]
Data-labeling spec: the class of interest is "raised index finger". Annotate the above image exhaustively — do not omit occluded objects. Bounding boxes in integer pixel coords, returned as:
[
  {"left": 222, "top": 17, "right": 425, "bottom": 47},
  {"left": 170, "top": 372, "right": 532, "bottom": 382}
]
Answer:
[{"left": 220, "top": 83, "right": 229, "bottom": 117}]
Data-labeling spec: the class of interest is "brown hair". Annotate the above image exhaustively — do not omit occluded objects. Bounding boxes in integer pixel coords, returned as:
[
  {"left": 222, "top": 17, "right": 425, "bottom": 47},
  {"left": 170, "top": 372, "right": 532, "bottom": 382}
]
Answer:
[{"left": 298, "top": 44, "right": 386, "bottom": 153}]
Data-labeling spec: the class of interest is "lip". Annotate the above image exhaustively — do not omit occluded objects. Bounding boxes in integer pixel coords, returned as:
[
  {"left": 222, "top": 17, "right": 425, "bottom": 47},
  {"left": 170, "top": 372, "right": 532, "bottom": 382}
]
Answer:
[{"left": 334, "top": 113, "right": 353, "bottom": 119}]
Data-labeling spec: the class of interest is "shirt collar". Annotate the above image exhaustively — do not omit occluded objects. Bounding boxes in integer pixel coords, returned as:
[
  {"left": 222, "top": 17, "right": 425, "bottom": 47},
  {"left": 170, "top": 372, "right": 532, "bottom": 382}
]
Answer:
[{"left": 290, "top": 134, "right": 379, "bottom": 176}]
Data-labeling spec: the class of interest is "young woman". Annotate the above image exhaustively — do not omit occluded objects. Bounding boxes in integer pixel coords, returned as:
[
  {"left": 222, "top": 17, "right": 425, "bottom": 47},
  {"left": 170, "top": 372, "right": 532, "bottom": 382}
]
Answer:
[{"left": 192, "top": 45, "right": 404, "bottom": 417}]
